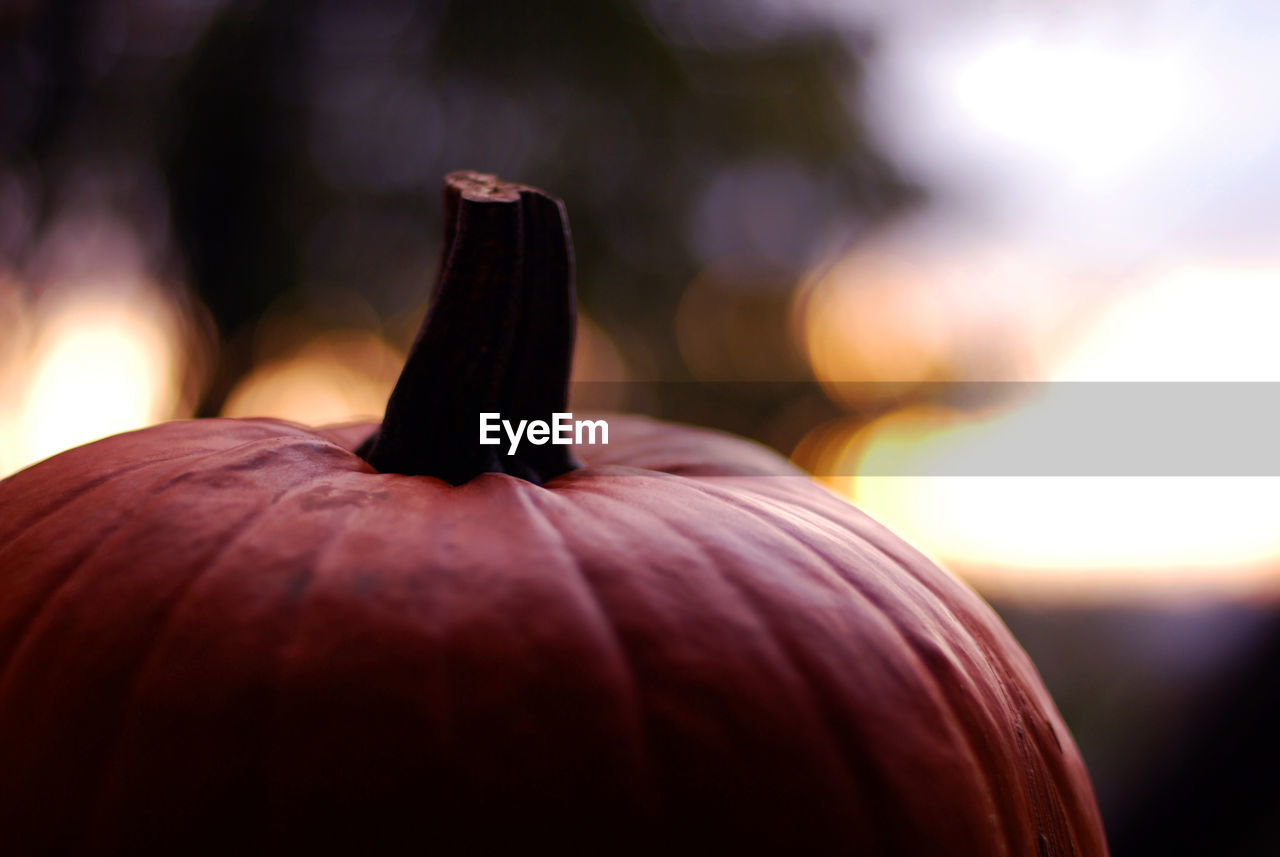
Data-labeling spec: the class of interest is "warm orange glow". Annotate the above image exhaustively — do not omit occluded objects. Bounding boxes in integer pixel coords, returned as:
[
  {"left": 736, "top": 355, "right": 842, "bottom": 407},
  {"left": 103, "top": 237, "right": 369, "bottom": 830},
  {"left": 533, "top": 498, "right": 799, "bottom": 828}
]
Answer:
[
  {"left": 221, "top": 331, "right": 404, "bottom": 426},
  {"left": 676, "top": 267, "right": 803, "bottom": 381},
  {"left": 571, "top": 314, "right": 630, "bottom": 383},
  {"left": 796, "top": 251, "right": 952, "bottom": 401},
  {"left": 0, "top": 281, "right": 188, "bottom": 477},
  {"left": 0, "top": 279, "right": 33, "bottom": 472},
  {"left": 798, "top": 264, "right": 1280, "bottom": 602},
  {"left": 800, "top": 410, "right": 1280, "bottom": 602},
  {"left": 792, "top": 233, "right": 1083, "bottom": 406},
  {"left": 568, "top": 314, "right": 633, "bottom": 411},
  {"left": 225, "top": 316, "right": 632, "bottom": 425}
]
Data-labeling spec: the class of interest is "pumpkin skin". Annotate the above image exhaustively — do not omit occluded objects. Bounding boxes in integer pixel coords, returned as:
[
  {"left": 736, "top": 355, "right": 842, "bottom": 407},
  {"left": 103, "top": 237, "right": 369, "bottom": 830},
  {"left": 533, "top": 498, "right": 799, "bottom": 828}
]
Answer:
[
  {"left": 0, "top": 172, "right": 1107, "bottom": 855},
  {"left": 0, "top": 415, "right": 1105, "bottom": 855}
]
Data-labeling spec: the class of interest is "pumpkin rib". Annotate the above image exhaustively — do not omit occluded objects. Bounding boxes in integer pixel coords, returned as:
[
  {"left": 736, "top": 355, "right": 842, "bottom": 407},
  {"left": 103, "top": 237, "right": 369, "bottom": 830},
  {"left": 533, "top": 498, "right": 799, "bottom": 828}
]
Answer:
[
  {"left": 742, "top": 488, "right": 1048, "bottom": 732},
  {"left": 603, "top": 481, "right": 885, "bottom": 847},
  {"left": 0, "top": 500, "right": 131, "bottom": 676},
  {"left": 0, "top": 437, "right": 308, "bottom": 684},
  {"left": 863, "top": 528, "right": 1092, "bottom": 856},
  {"left": 0, "top": 436, "right": 357, "bottom": 852},
  {"left": 512, "top": 482, "right": 667, "bottom": 823},
  {"left": 252, "top": 473, "right": 449, "bottom": 848},
  {"left": 690, "top": 475, "right": 1063, "bottom": 854},
  {"left": 838, "top": 532, "right": 1043, "bottom": 855},
  {"left": 0, "top": 416, "right": 329, "bottom": 540},
  {"left": 538, "top": 476, "right": 866, "bottom": 842},
  {"left": 519, "top": 486, "right": 686, "bottom": 844},
  {"left": 962, "top": 617, "right": 1094, "bottom": 857},
  {"left": 0, "top": 456, "right": 177, "bottom": 547},
  {"left": 777, "top": 486, "right": 998, "bottom": 640},
  {"left": 220, "top": 477, "right": 373, "bottom": 845},
  {"left": 44, "top": 452, "right": 340, "bottom": 839},
  {"left": 1010, "top": 698, "right": 1079, "bottom": 857},
  {"left": 79, "top": 467, "right": 341, "bottom": 842},
  {"left": 77, "top": 501, "right": 273, "bottom": 844},
  {"left": 78, "top": 464, "right": 389, "bottom": 849},
  {"left": 687, "top": 480, "right": 1013, "bottom": 854},
  {"left": 693, "top": 533, "right": 900, "bottom": 852},
  {"left": 0, "top": 447, "right": 211, "bottom": 574}
]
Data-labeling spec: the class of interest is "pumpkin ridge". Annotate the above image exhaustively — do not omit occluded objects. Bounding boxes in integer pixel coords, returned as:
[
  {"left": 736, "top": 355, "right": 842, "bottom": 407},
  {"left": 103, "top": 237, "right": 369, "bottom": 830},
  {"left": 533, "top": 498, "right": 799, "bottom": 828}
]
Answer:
[
  {"left": 513, "top": 484, "right": 662, "bottom": 818},
  {"left": 688, "top": 477, "right": 1042, "bottom": 850},
  {"left": 752, "top": 483, "right": 993, "bottom": 636},
  {"left": 77, "top": 502, "right": 272, "bottom": 843},
  {"left": 698, "top": 536, "right": 897, "bottom": 850},
  {"left": 256, "top": 476, "right": 450, "bottom": 845},
  {"left": 598, "top": 481, "right": 883, "bottom": 845},
  {"left": 0, "top": 431, "right": 339, "bottom": 678},
  {"left": 857, "top": 535, "right": 1036, "bottom": 846},
  {"left": 67, "top": 466, "right": 337, "bottom": 825},
  {"left": 0, "top": 503, "right": 133, "bottom": 681},
  {"left": 80, "top": 465, "right": 369, "bottom": 845},
  {"left": 0, "top": 456, "right": 175, "bottom": 546},
  {"left": 867, "top": 530, "right": 1094, "bottom": 855},
  {"left": 692, "top": 482, "right": 1012, "bottom": 852},
  {"left": 0, "top": 437, "right": 313, "bottom": 684},
  {"left": 0, "top": 442, "right": 353, "bottom": 852},
  {"left": 985, "top": 630, "right": 1100, "bottom": 857},
  {"left": 1010, "top": 697, "right": 1081, "bottom": 857}
]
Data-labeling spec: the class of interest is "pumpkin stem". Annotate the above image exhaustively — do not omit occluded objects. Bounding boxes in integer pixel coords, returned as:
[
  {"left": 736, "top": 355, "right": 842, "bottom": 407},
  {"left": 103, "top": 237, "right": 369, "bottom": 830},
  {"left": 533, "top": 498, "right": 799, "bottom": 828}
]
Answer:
[{"left": 357, "top": 171, "right": 580, "bottom": 485}]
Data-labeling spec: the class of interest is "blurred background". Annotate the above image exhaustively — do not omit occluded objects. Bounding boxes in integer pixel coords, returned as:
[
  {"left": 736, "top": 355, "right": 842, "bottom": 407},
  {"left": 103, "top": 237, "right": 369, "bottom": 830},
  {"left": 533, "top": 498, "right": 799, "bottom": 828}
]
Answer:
[{"left": 3, "top": 0, "right": 1280, "bottom": 851}]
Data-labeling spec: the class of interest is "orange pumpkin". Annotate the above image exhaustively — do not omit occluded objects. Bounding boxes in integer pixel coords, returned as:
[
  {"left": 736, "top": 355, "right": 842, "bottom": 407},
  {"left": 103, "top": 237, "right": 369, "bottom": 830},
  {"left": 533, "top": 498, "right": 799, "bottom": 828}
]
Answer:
[{"left": 0, "top": 172, "right": 1106, "bottom": 855}]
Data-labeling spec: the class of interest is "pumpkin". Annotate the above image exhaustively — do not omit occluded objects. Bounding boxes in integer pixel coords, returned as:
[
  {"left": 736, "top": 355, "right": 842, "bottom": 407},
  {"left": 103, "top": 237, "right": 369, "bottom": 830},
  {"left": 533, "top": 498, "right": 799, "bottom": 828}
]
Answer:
[{"left": 0, "top": 172, "right": 1107, "bottom": 856}]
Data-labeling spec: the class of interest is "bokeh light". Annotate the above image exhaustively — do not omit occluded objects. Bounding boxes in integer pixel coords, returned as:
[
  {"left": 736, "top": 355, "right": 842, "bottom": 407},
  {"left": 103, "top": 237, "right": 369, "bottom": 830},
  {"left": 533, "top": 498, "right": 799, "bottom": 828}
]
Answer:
[
  {"left": 804, "top": 406, "right": 1280, "bottom": 602},
  {"left": 796, "top": 249, "right": 953, "bottom": 399},
  {"left": 1054, "top": 264, "right": 1280, "bottom": 382},
  {"left": 793, "top": 226, "right": 1089, "bottom": 406},
  {"left": 798, "top": 260, "right": 1280, "bottom": 601},
  {"left": 220, "top": 330, "right": 404, "bottom": 426},
  {"left": 676, "top": 264, "right": 805, "bottom": 382},
  {"left": 0, "top": 278, "right": 191, "bottom": 477}
]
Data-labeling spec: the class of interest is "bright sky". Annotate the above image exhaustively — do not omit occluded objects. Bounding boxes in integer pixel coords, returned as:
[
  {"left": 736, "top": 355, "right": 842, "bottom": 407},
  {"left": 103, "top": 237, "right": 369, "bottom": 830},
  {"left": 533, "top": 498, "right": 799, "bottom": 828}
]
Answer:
[{"left": 858, "top": 0, "right": 1280, "bottom": 262}]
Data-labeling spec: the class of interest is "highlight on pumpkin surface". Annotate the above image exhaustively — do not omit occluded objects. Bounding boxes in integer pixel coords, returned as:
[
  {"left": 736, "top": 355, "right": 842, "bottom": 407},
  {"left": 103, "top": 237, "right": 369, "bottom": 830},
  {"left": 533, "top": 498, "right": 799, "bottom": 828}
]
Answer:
[
  {"left": 0, "top": 277, "right": 194, "bottom": 478},
  {"left": 796, "top": 264, "right": 1280, "bottom": 602}
]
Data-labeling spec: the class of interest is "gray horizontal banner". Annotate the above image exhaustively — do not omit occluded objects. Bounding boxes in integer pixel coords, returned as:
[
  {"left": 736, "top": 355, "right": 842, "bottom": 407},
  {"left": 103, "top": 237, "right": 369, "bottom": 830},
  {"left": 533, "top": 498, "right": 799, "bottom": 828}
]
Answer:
[{"left": 564, "top": 381, "right": 1280, "bottom": 476}]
